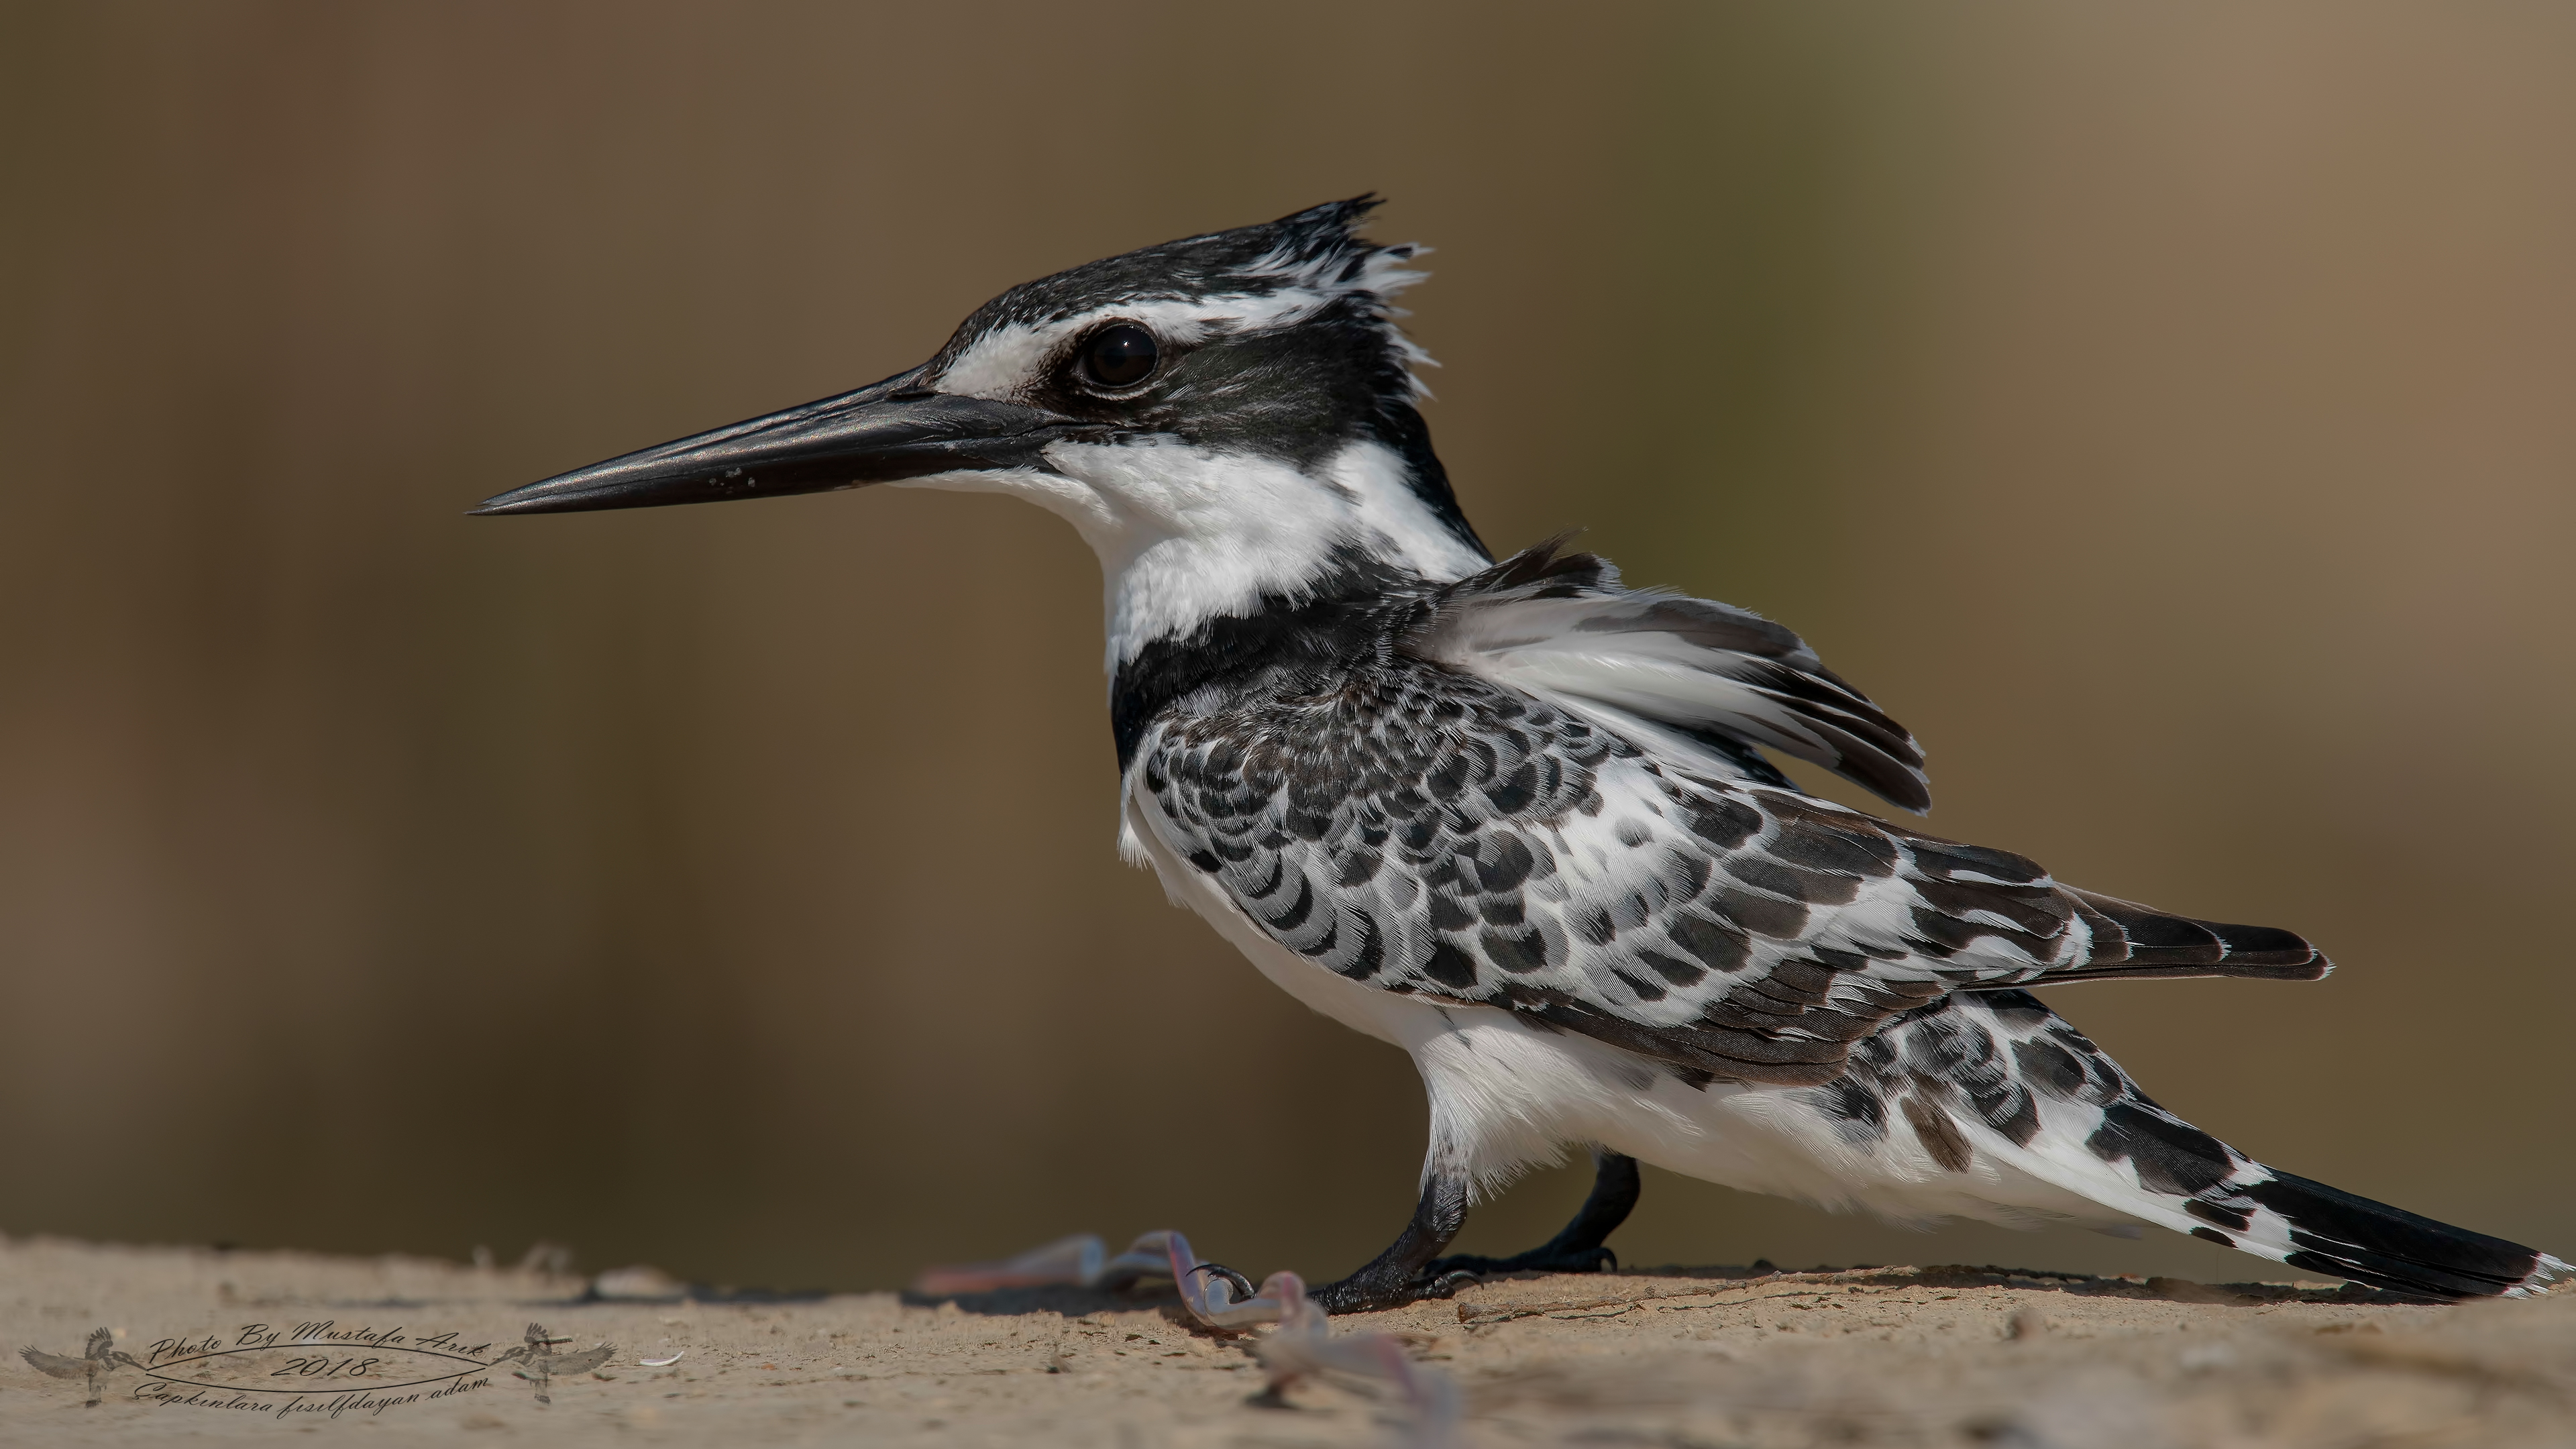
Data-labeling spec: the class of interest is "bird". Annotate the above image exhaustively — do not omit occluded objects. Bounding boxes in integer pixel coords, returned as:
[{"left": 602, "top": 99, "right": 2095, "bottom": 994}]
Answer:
[
  {"left": 21, "top": 1327, "right": 146, "bottom": 1407},
  {"left": 493, "top": 1322, "right": 615, "bottom": 1404},
  {"left": 477, "top": 197, "right": 2566, "bottom": 1312}
]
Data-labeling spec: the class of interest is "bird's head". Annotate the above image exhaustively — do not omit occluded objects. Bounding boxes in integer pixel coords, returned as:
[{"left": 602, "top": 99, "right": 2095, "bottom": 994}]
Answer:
[{"left": 477, "top": 197, "right": 1491, "bottom": 661}]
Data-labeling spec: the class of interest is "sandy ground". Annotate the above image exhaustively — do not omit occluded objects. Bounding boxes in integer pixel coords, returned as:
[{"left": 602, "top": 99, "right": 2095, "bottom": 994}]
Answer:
[{"left": 5, "top": 1235, "right": 2574, "bottom": 1448}]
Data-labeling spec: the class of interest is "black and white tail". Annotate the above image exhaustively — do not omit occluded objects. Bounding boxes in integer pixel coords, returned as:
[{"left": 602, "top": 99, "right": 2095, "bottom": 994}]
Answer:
[
  {"left": 2181, "top": 1165, "right": 2567, "bottom": 1299},
  {"left": 1846, "top": 992, "right": 2569, "bottom": 1301}
]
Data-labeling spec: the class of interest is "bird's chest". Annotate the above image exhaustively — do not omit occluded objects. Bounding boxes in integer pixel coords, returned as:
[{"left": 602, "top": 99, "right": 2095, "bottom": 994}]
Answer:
[{"left": 1118, "top": 774, "right": 1440, "bottom": 1052}]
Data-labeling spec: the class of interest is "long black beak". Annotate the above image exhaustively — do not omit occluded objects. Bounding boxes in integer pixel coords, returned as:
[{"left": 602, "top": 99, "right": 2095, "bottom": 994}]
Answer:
[{"left": 473, "top": 366, "right": 1083, "bottom": 516}]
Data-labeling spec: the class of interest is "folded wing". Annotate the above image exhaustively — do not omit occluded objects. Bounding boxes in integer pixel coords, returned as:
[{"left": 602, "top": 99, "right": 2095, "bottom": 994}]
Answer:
[
  {"left": 1137, "top": 652, "right": 2324, "bottom": 1088},
  {"left": 1414, "top": 541, "right": 1932, "bottom": 811}
]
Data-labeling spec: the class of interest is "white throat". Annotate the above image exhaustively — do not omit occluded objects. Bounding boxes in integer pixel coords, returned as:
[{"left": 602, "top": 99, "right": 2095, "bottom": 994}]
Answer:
[{"left": 892, "top": 436, "right": 1486, "bottom": 669}]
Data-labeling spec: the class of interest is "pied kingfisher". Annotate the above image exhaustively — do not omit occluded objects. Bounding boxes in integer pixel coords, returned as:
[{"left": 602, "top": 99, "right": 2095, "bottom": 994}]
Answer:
[{"left": 479, "top": 199, "right": 2563, "bottom": 1311}]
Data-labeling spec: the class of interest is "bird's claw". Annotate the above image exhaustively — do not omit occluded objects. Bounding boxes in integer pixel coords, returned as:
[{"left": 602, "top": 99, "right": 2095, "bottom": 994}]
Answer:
[
  {"left": 1420, "top": 1268, "right": 1480, "bottom": 1299},
  {"left": 1302, "top": 1265, "right": 1472, "bottom": 1314},
  {"left": 1187, "top": 1261, "right": 1260, "bottom": 1303}
]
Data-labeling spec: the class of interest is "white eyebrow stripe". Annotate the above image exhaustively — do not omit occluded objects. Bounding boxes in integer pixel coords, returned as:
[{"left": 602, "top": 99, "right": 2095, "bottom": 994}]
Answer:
[{"left": 934, "top": 288, "right": 1337, "bottom": 400}]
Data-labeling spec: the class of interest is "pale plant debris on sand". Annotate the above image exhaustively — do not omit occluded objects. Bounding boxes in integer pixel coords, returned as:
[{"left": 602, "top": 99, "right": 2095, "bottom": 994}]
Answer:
[
  {"left": 4, "top": 1235, "right": 2573, "bottom": 1446},
  {"left": 927, "top": 1228, "right": 1462, "bottom": 1444}
]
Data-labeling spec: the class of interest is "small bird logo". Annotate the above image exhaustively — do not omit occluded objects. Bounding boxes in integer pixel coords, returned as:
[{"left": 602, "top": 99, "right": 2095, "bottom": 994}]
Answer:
[
  {"left": 20, "top": 1327, "right": 146, "bottom": 1407},
  {"left": 492, "top": 1322, "right": 614, "bottom": 1404}
]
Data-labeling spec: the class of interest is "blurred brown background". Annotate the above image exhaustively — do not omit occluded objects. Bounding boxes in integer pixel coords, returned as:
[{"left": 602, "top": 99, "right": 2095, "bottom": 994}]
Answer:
[{"left": 1, "top": 1, "right": 2569, "bottom": 1293}]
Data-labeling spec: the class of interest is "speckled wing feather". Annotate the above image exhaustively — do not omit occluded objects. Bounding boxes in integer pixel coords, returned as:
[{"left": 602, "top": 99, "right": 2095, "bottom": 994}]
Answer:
[
  {"left": 1418, "top": 541, "right": 1932, "bottom": 811},
  {"left": 1135, "top": 636, "right": 2326, "bottom": 1089}
]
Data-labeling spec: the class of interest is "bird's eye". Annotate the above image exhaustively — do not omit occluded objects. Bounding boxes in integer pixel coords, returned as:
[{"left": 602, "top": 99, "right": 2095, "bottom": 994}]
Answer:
[{"left": 1081, "top": 324, "right": 1159, "bottom": 390}]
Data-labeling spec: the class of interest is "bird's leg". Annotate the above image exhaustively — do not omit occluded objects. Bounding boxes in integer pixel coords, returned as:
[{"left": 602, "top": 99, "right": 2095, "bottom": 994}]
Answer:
[
  {"left": 1430, "top": 1148, "right": 1639, "bottom": 1279},
  {"left": 1304, "top": 1174, "right": 1474, "bottom": 1314},
  {"left": 1181, "top": 1173, "right": 1472, "bottom": 1318}
]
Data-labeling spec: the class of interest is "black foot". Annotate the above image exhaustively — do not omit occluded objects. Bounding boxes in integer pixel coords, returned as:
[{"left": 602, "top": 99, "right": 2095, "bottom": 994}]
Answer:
[
  {"left": 1305, "top": 1175, "right": 1471, "bottom": 1316},
  {"left": 1428, "top": 1150, "right": 1639, "bottom": 1282},
  {"left": 1307, "top": 1265, "right": 1479, "bottom": 1314}
]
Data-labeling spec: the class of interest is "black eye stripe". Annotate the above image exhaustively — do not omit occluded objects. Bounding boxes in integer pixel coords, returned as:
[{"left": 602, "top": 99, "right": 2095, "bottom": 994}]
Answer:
[{"left": 1080, "top": 323, "right": 1159, "bottom": 390}]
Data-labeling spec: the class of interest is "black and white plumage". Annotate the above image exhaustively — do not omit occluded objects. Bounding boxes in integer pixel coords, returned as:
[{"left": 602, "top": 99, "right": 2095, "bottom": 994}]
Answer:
[
  {"left": 495, "top": 1322, "right": 616, "bottom": 1405},
  {"left": 480, "top": 199, "right": 2566, "bottom": 1309},
  {"left": 21, "top": 1327, "right": 144, "bottom": 1407}
]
